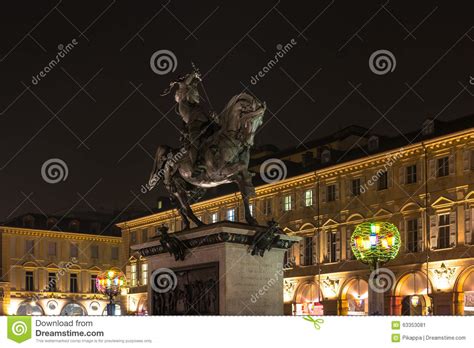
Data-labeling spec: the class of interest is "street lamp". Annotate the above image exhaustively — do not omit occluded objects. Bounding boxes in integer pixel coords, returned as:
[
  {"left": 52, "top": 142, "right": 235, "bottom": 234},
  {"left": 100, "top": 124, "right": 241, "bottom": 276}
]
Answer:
[
  {"left": 351, "top": 222, "right": 401, "bottom": 315},
  {"left": 96, "top": 270, "right": 126, "bottom": 316}
]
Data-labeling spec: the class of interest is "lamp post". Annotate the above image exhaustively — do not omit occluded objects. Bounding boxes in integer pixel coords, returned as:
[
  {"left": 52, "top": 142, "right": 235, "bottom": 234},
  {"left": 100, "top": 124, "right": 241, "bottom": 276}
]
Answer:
[
  {"left": 96, "top": 270, "right": 126, "bottom": 316},
  {"left": 351, "top": 222, "right": 401, "bottom": 315}
]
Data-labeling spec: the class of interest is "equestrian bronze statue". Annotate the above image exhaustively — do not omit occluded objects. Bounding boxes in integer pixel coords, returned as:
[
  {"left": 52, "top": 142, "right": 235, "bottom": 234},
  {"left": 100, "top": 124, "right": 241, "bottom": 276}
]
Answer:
[{"left": 148, "top": 66, "right": 266, "bottom": 230}]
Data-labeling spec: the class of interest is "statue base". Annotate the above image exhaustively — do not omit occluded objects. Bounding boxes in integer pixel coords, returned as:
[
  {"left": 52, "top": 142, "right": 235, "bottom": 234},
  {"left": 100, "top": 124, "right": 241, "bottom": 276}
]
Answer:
[{"left": 131, "top": 222, "right": 300, "bottom": 315}]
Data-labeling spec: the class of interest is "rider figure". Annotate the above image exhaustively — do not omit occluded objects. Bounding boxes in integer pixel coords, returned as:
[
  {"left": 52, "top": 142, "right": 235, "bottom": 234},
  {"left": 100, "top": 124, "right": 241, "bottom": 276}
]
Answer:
[{"left": 173, "top": 69, "right": 210, "bottom": 177}]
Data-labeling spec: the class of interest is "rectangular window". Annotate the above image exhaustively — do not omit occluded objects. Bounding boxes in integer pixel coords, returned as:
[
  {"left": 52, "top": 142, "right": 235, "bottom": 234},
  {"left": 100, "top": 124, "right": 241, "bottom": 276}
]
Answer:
[
  {"left": 283, "top": 195, "right": 292, "bottom": 211},
  {"left": 227, "top": 208, "right": 236, "bottom": 221},
  {"left": 263, "top": 199, "right": 272, "bottom": 215},
  {"left": 111, "top": 247, "right": 119, "bottom": 260},
  {"left": 437, "top": 157, "right": 449, "bottom": 177},
  {"left": 70, "top": 273, "right": 78, "bottom": 293},
  {"left": 91, "top": 245, "right": 99, "bottom": 259},
  {"left": 25, "top": 240, "right": 35, "bottom": 255},
  {"left": 48, "top": 272, "right": 57, "bottom": 292},
  {"left": 130, "top": 231, "right": 137, "bottom": 244},
  {"left": 210, "top": 212, "right": 219, "bottom": 223},
  {"left": 327, "top": 184, "right": 336, "bottom": 202},
  {"left": 25, "top": 271, "right": 34, "bottom": 291},
  {"left": 438, "top": 213, "right": 450, "bottom": 249},
  {"left": 141, "top": 229, "right": 148, "bottom": 243},
  {"left": 377, "top": 171, "right": 388, "bottom": 190},
  {"left": 141, "top": 263, "right": 148, "bottom": 285},
  {"left": 327, "top": 231, "right": 337, "bottom": 263},
  {"left": 351, "top": 179, "right": 361, "bottom": 196},
  {"left": 48, "top": 242, "right": 57, "bottom": 256},
  {"left": 406, "top": 165, "right": 417, "bottom": 184},
  {"left": 303, "top": 236, "right": 313, "bottom": 266},
  {"left": 70, "top": 243, "right": 79, "bottom": 258},
  {"left": 304, "top": 190, "right": 313, "bottom": 207},
  {"left": 90, "top": 274, "right": 98, "bottom": 293},
  {"left": 406, "top": 219, "right": 419, "bottom": 252},
  {"left": 131, "top": 264, "right": 137, "bottom": 287}
]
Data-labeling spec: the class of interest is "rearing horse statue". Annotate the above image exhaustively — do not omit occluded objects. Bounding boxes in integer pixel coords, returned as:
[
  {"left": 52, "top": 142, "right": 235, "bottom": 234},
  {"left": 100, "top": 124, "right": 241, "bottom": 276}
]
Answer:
[{"left": 148, "top": 67, "right": 266, "bottom": 230}]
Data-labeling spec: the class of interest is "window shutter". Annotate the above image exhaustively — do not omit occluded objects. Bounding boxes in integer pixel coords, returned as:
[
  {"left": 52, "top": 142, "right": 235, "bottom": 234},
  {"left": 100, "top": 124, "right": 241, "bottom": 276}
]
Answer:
[
  {"left": 125, "top": 265, "right": 131, "bottom": 283},
  {"left": 312, "top": 234, "right": 319, "bottom": 264},
  {"left": 399, "top": 219, "right": 406, "bottom": 252},
  {"left": 417, "top": 217, "right": 423, "bottom": 251},
  {"left": 388, "top": 170, "right": 393, "bottom": 187},
  {"left": 335, "top": 184, "right": 340, "bottom": 200},
  {"left": 335, "top": 230, "right": 341, "bottom": 261},
  {"left": 321, "top": 185, "right": 326, "bottom": 203},
  {"left": 293, "top": 242, "right": 301, "bottom": 266},
  {"left": 278, "top": 195, "right": 283, "bottom": 214},
  {"left": 399, "top": 167, "right": 405, "bottom": 185},
  {"left": 463, "top": 150, "right": 471, "bottom": 171},
  {"left": 428, "top": 159, "right": 435, "bottom": 179},
  {"left": 416, "top": 161, "right": 422, "bottom": 183},
  {"left": 292, "top": 192, "right": 297, "bottom": 210},
  {"left": 449, "top": 211, "right": 457, "bottom": 247},
  {"left": 325, "top": 231, "right": 330, "bottom": 261},
  {"left": 465, "top": 207, "right": 472, "bottom": 245},
  {"left": 346, "top": 180, "right": 352, "bottom": 198},
  {"left": 430, "top": 215, "right": 438, "bottom": 249},
  {"left": 449, "top": 153, "right": 455, "bottom": 175},
  {"left": 346, "top": 227, "right": 353, "bottom": 259}
]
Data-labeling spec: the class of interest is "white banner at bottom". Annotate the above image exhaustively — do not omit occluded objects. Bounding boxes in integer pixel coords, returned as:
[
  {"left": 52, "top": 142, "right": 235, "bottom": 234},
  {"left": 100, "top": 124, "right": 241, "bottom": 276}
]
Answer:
[{"left": 0, "top": 316, "right": 472, "bottom": 347}]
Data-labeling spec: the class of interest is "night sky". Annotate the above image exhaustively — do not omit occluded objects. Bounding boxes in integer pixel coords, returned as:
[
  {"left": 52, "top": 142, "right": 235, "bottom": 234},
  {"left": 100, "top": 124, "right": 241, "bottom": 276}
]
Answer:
[{"left": 0, "top": 1, "right": 473, "bottom": 221}]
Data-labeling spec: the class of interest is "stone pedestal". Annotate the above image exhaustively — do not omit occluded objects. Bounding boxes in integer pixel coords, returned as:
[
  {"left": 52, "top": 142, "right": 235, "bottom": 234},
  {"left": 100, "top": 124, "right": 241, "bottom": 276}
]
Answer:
[{"left": 132, "top": 222, "right": 300, "bottom": 315}]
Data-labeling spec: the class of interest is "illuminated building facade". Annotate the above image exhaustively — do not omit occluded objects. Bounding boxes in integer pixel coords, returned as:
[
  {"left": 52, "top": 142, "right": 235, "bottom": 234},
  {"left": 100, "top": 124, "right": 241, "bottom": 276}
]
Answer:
[
  {"left": 119, "top": 116, "right": 474, "bottom": 316},
  {"left": 0, "top": 214, "right": 124, "bottom": 316}
]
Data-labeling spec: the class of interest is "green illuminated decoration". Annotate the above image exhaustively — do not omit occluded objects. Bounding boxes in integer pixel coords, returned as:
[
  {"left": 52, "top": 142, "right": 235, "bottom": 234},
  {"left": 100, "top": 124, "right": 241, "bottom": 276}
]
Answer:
[{"left": 351, "top": 222, "right": 401, "bottom": 268}]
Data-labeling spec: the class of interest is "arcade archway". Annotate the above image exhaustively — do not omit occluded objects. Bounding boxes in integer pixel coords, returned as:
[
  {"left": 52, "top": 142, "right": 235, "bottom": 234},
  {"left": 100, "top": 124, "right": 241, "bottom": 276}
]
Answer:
[
  {"left": 339, "top": 277, "right": 368, "bottom": 315},
  {"left": 394, "top": 271, "right": 432, "bottom": 316},
  {"left": 293, "top": 281, "right": 324, "bottom": 315}
]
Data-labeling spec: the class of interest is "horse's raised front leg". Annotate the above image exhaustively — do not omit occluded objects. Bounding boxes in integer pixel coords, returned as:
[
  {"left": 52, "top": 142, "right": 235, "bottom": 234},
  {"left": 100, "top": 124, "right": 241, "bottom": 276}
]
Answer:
[{"left": 236, "top": 171, "right": 258, "bottom": 226}]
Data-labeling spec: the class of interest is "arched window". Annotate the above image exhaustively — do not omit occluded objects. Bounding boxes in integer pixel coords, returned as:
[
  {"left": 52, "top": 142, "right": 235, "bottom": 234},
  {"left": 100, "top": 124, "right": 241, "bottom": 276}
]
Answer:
[
  {"left": 16, "top": 300, "right": 44, "bottom": 315},
  {"left": 321, "top": 149, "right": 331, "bottom": 164},
  {"left": 46, "top": 217, "right": 58, "bottom": 230},
  {"left": 22, "top": 215, "right": 35, "bottom": 228},
  {"left": 368, "top": 136, "right": 379, "bottom": 151},
  {"left": 68, "top": 220, "right": 80, "bottom": 232},
  {"left": 60, "top": 302, "right": 87, "bottom": 316}
]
